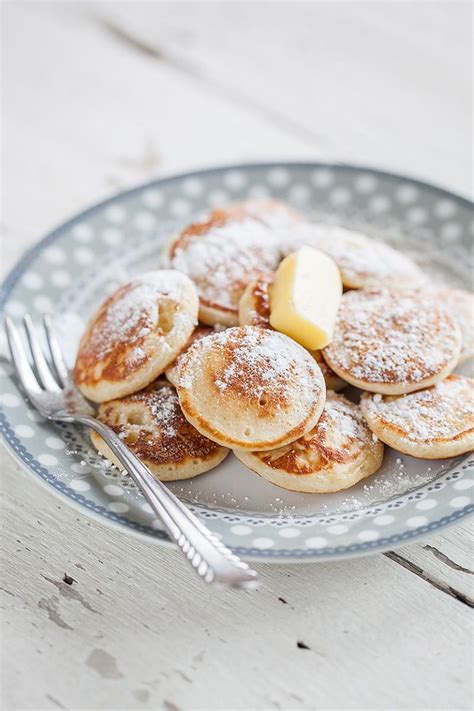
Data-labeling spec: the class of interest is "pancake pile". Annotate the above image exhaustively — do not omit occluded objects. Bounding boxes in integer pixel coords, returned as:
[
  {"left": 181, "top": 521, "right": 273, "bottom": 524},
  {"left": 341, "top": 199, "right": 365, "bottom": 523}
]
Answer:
[
  {"left": 75, "top": 197, "right": 473, "bottom": 491},
  {"left": 163, "top": 199, "right": 301, "bottom": 326}
]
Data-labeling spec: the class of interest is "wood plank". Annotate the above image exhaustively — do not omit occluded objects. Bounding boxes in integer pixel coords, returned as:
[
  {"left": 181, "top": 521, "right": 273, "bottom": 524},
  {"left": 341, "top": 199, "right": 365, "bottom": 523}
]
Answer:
[
  {"left": 1, "top": 456, "right": 472, "bottom": 711},
  {"left": 86, "top": 0, "right": 473, "bottom": 196}
]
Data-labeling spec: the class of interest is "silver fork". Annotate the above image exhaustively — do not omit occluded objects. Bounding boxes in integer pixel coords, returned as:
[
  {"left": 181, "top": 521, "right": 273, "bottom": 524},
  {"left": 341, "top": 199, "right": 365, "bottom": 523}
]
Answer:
[{"left": 5, "top": 315, "right": 258, "bottom": 589}]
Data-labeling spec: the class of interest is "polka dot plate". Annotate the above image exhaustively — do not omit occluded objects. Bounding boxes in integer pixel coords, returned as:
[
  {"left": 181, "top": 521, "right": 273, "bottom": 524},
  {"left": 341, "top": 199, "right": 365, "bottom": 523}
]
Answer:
[{"left": 1, "top": 162, "right": 473, "bottom": 561}]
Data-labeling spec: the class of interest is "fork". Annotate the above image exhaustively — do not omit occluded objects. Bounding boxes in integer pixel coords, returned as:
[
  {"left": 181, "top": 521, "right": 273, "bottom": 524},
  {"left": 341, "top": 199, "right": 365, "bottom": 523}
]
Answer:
[{"left": 5, "top": 314, "right": 258, "bottom": 589}]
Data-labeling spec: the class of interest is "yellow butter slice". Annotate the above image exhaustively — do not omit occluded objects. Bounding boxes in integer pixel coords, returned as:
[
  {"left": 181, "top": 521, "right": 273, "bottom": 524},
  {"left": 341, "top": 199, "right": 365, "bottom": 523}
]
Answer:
[{"left": 269, "top": 246, "right": 342, "bottom": 350}]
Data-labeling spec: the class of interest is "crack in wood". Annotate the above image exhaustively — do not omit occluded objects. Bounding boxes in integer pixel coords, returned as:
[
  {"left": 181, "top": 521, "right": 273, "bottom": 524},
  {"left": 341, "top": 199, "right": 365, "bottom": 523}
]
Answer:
[
  {"left": 423, "top": 545, "right": 473, "bottom": 575},
  {"left": 94, "top": 15, "right": 333, "bottom": 152},
  {"left": 384, "top": 552, "right": 474, "bottom": 608}
]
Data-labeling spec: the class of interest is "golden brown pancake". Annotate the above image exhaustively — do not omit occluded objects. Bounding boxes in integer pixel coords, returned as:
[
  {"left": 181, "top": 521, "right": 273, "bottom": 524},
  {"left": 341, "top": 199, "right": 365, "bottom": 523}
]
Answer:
[
  {"left": 235, "top": 392, "right": 384, "bottom": 493},
  {"left": 177, "top": 326, "right": 326, "bottom": 451},
  {"left": 90, "top": 380, "right": 229, "bottom": 480},
  {"left": 360, "top": 375, "right": 474, "bottom": 459},
  {"left": 281, "top": 224, "right": 425, "bottom": 289},
  {"left": 323, "top": 288, "right": 462, "bottom": 394},
  {"left": 75, "top": 271, "right": 198, "bottom": 402},
  {"left": 239, "top": 276, "right": 347, "bottom": 391},
  {"left": 163, "top": 199, "right": 301, "bottom": 326},
  {"left": 165, "top": 325, "right": 214, "bottom": 387}
]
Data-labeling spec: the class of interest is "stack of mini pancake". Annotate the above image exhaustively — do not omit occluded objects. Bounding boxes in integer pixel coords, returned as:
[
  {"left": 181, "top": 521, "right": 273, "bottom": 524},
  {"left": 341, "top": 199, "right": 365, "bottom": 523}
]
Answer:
[{"left": 75, "top": 199, "right": 474, "bottom": 494}]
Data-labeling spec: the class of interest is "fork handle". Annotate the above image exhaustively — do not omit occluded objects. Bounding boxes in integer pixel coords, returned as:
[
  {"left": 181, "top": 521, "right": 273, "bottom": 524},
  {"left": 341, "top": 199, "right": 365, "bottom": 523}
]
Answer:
[{"left": 77, "top": 416, "right": 258, "bottom": 589}]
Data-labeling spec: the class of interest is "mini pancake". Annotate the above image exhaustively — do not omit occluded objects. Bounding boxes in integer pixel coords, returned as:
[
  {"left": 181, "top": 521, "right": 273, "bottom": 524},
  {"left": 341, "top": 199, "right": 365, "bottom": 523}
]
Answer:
[
  {"left": 239, "top": 276, "right": 347, "bottom": 391},
  {"left": 235, "top": 392, "right": 384, "bottom": 493},
  {"left": 90, "top": 380, "right": 229, "bottom": 480},
  {"left": 424, "top": 287, "right": 474, "bottom": 364},
  {"left": 360, "top": 375, "right": 474, "bottom": 459},
  {"left": 164, "top": 199, "right": 300, "bottom": 326},
  {"left": 281, "top": 224, "right": 425, "bottom": 289},
  {"left": 75, "top": 271, "right": 198, "bottom": 402},
  {"left": 323, "top": 288, "right": 462, "bottom": 395},
  {"left": 165, "top": 325, "right": 214, "bottom": 387},
  {"left": 177, "top": 326, "right": 326, "bottom": 451}
]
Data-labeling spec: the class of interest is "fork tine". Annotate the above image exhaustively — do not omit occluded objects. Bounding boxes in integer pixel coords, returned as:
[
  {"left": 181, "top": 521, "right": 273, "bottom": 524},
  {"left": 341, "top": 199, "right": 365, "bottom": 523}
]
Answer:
[
  {"left": 23, "top": 315, "right": 61, "bottom": 392},
  {"left": 4, "top": 317, "right": 43, "bottom": 397},
  {"left": 43, "top": 315, "right": 69, "bottom": 387}
]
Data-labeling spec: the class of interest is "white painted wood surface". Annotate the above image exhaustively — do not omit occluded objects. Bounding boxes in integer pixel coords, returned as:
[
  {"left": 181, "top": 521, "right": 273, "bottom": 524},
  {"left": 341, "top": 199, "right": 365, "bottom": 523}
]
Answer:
[{"left": 1, "top": 3, "right": 473, "bottom": 709}]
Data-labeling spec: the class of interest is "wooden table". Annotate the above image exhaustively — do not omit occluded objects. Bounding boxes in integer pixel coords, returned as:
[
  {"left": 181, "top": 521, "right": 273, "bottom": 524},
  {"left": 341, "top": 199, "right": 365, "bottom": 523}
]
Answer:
[{"left": 2, "top": 3, "right": 473, "bottom": 709}]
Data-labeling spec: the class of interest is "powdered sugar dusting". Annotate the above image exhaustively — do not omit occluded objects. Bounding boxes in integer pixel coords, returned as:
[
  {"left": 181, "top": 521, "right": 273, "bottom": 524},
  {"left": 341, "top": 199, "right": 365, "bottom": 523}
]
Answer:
[
  {"left": 324, "top": 288, "right": 461, "bottom": 386},
  {"left": 364, "top": 376, "right": 474, "bottom": 442},
  {"left": 169, "top": 218, "right": 281, "bottom": 310},
  {"left": 280, "top": 224, "right": 425, "bottom": 288}
]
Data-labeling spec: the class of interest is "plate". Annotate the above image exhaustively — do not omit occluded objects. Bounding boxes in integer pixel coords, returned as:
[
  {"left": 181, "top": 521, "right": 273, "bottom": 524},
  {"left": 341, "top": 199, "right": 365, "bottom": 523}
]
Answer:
[{"left": 1, "top": 162, "right": 473, "bottom": 561}]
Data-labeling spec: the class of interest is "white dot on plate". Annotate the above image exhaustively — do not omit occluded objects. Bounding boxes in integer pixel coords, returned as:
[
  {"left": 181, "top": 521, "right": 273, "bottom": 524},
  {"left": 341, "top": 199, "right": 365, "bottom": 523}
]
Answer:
[
  {"left": 224, "top": 170, "right": 247, "bottom": 190},
  {"left": 73, "top": 224, "right": 93, "bottom": 242},
  {"left": 169, "top": 198, "right": 192, "bottom": 217},
  {"left": 327, "top": 524, "right": 348, "bottom": 535},
  {"left": 108, "top": 501, "right": 129, "bottom": 514},
  {"left": 27, "top": 409, "right": 45, "bottom": 422},
  {"left": 355, "top": 174, "right": 377, "bottom": 193},
  {"left": 70, "top": 479, "right": 91, "bottom": 492},
  {"left": 51, "top": 270, "right": 71, "bottom": 287},
  {"left": 407, "top": 206, "right": 427, "bottom": 225},
  {"left": 0, "top": 362, "right": 14, "bottom": 377},
  {"left": 247, "top": 184, "right": 270, "bottom": 199},
  {"left": 267, "top": 168, "right": 290, "bottom": 187},
  {"left": 288, "top": 184, "right": 311, "bottom": 204},
  {"left": 103, "top": 484, "right": 124, "bottom": 497},
  {"left": 134, "top": 212, "right": 156, "bottom": 230},
  {"left": 252, "top": 537, "right": 274, "bottom": 549},
  {"left": 14, "top": 424, "right": 35, "bottom": 438},
  {"left": 374, "top": 514, "right": 395, "bottom": 526},
  {"left": 44, "top": 247, "right": 66, "bottom": 265},
  {"left": 45, "top": 436, "right": 65, "bottom": 450},
  {"left": 38, "top": 453, "right": 59, "bottom": 466},
  {"left": 106, "top": 205, "right": 127, "bottom": 224},
  {"left": 449, "top": 496, "right": 471, "bottom": 508},
  {"left": 278, "top": 528, "right": 300, "bottom": 539},
  {"left": 406, "top": 516, "right": 428, "bottom": 528},
  {"left": 33, "top": 295, "right": 53, "bottom": 312},
  {"left": 74, "top": 248, "right": 94, "bottom": 265},
  {"left": 357, "top": 530, "right": 379, "bottom": 542},
  {"left": 182, "top": 177, "right": 204, "bottom": 197},
  {"left": 329, "top": 187, "right": 351, "bottom": 206},
  {"left": 101, "top": 227, "right": 122, "bottom": 246},
  {"left": 440, "top": 222, "right": 461, "bottom": 241},
  {"left": 141, "top": 502, "right": 154, "bottom": 514},
  {"left": 230, "top": 525, "right": 251, "bottom": 536},
  {"left": 71, "top": 463, "right": 91, "bottom": 474},
  {"left": 369, "top": 195, "right": 391, "bottom": 213},
  {"left": 207, "top": 189, "right": 230, "bottom": 206},
  {"left": 22, "top": 272, "right": 43, "bottom": 290},
  {"left": 453, "top": 479, "right": 474, "bottom": 491},
  {"left": 311, "top": 169, "right": 334, "bottom": 188},
  {"left": 416, "top": 499, "right": 437, "bottom": 511},
  {"left": 142, "top": 189, "right": 164, "bottom": 208},
  {"left": 0, "top": 393, "right": 21, "bottom": 407},
  {"left": 305, "top": 536, "right": 327, "bottom": 549},
  {"left": 5, "top": 301, "right": 26, "bottom": 317},
  {"left": 435, "top": 199, "right": 457, "bottom": 219},
  {"left": 396, "top": 184, "right": 419, "bottom": 204}
]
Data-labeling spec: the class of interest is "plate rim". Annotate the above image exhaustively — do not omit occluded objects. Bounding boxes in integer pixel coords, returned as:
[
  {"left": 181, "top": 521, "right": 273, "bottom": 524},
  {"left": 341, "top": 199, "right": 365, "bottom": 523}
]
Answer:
[{"left": 1, "top": 160, "right": 473, "bottom": 562}]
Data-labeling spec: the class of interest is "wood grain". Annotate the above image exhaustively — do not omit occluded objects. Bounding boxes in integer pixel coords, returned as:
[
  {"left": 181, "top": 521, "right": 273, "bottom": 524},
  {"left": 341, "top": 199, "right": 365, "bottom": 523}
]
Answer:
[{"left": 1, "top": 2, "right": 473, "bottom": 709}]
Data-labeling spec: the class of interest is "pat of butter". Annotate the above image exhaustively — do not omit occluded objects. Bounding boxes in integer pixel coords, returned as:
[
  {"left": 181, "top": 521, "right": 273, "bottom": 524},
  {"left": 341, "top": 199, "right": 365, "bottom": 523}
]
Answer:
[{"left": 269, "top": 246, "right": 342, "bottom": 350}]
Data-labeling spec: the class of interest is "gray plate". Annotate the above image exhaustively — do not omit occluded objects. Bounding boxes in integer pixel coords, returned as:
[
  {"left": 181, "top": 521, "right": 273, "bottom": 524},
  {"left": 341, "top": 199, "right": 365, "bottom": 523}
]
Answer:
[{"left": 1, "top": 162, "right": 473, "bottom": 560}]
